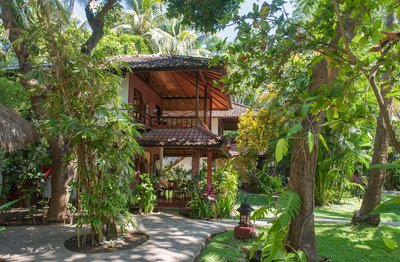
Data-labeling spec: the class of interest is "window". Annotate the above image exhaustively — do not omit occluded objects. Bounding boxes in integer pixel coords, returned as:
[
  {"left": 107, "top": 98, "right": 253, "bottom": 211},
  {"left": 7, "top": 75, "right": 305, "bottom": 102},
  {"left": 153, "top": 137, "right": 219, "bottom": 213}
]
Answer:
[{"left": 133, "top": 88, "right": 144, "bottom": 122}]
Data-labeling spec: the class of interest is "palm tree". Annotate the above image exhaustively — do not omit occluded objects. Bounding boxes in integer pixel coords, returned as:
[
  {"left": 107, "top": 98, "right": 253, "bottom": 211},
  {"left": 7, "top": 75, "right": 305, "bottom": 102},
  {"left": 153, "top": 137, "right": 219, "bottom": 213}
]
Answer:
[
  {"left": 112, "top": 0, "right": 211, "bottom": 56},
  {"left": 113, "top": 0, "right": 163, "bottom": 36},
  {"left": 146, "top": 17, "right": 210, "bottom": 56}
]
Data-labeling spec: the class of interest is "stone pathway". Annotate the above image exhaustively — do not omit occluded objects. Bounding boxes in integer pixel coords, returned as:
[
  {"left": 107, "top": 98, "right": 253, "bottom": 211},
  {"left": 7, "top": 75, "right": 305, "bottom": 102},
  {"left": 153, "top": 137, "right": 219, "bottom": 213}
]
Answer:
[{"left": 0, "top": 212, "right": 229, "bottom": 262}]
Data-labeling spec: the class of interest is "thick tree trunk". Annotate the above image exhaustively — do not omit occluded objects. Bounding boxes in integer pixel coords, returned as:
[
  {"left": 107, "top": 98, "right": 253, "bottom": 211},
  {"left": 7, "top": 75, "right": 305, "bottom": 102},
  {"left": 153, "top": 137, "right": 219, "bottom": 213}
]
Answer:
[
  {"left": 287, "top": 135, "right": 318, "bottom": 262},
  {"left": 47, "top": 136, "right": 75, "bottom": 222},
  {"left": 286, "top": 59, "right": 338, "bottom": 262},
  {"left": 352, "top": 85, "right": 393, "bottom": 226}
]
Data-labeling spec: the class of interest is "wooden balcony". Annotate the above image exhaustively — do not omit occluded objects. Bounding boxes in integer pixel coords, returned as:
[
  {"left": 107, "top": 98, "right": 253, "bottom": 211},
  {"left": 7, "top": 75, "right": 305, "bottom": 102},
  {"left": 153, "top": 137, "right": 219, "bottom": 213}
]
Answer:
[{"left": 147, "top": 116, "right": 202, "bottom": 128}]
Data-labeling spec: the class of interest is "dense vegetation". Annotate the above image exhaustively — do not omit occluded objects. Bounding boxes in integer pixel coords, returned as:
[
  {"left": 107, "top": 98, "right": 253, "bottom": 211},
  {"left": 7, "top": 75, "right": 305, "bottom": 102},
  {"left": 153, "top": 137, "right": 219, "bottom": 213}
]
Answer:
[{"left": 1, "top": 0, "right": 400, "bottom": 261}]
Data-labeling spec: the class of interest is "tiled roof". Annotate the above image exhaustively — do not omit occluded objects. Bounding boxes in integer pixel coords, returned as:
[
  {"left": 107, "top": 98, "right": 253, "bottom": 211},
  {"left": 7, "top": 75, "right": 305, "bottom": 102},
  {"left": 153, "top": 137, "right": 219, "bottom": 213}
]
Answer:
[
  {"left": 139, "top": 126, "right": 224, "bottom": 147},
  {"left": 228, "top": 143, "right": 268, "bottom": 157},
  {"left": 164, "top": 103, "right": 250, "bottom": 118},
  {"left": 118, "top": 54, "right": 221, "bottom": 71},
  {"left": 227, "top": 144, "right": 240, "bottom": 156},
  {"left": 211, "top": 103, "right": 250, "bottom": 118}
]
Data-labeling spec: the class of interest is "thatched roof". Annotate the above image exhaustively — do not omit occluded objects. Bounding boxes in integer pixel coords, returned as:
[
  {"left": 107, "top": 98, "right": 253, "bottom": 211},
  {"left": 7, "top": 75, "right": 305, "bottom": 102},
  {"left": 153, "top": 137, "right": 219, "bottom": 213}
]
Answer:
[{"left": 0, "top": 104, "right": 36, "bottom": 151}]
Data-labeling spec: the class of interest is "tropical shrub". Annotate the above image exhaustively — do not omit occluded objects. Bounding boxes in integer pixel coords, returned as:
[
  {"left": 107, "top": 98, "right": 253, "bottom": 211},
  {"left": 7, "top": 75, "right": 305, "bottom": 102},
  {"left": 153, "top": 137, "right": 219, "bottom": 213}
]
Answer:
[
  {"left": 315, "top": 130, "right": 371, "bottom": 206},
  {"left": 1, "top": 144, "right": 50, "bottom": 206},
  {"left": 214, "top": 195, "right": 236, "bottom": 218},
  {"left": 251, "top": 190, "right": 306, "bottom": 262},
  {"left": 371, "top": 197, "right": 400, "bottom": 252},
  {"left": 189, "top": 161, "right": 239, "bottom": 219},
  {"left": 20, "top": 1, "right": 144, "bottom": 245},
  {"left": 257, "top": 166, "right": 282, "bottom": 195},
  {"left": 190, "top": 186, "right": 216, "bottom": 219},
  {"left": 0, "top": 199, "right": 20, "bottom": 231},
  {"left": 0, "top": 77, "right": 30, "bottom": 116},
  {"left": 385, "top": 153, "right": 400, "bottom": 191},
  {"left": 131, "top": 172, "right": 157, "bottom": 214}
]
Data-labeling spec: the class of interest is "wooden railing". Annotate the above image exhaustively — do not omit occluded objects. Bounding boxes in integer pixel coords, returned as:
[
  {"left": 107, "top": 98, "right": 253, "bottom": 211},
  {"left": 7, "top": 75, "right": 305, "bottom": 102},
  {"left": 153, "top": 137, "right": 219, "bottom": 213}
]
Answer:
[{"left": 148, "top": 116, "right": 202, "bottom": 128}]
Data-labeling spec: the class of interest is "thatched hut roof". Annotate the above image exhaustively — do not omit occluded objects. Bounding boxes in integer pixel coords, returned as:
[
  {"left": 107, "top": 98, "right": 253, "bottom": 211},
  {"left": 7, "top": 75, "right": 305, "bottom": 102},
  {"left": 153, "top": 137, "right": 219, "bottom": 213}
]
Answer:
[{"left": 0, "top": 104, "right": 36, "bottom": 151}]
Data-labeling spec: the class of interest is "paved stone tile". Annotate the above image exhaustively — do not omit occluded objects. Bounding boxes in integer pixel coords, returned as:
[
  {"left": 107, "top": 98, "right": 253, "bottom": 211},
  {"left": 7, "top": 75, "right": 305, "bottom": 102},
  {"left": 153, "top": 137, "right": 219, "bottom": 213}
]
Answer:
[{"left": 0, "top": 212, "right": 227, "bottom": 262}]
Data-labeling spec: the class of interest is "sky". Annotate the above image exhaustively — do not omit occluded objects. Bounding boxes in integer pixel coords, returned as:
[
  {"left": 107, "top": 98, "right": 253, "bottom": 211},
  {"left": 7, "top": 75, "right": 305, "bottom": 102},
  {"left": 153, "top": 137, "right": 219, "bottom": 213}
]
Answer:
[
  {"left": 73, "top": 0, "right": 294, "bottom": 41},
  {"left": 217, "top": 0, "right": 294, "bottom": 41},
  {"left": 217, "top": 0, "right": 261, "bottom": 41}
]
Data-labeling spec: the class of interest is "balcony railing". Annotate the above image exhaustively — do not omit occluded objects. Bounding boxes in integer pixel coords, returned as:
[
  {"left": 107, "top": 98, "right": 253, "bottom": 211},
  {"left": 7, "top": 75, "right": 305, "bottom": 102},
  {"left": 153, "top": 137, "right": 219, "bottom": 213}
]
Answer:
[{"left": 148, "top": 116, "right": 203, "bottom": 128}]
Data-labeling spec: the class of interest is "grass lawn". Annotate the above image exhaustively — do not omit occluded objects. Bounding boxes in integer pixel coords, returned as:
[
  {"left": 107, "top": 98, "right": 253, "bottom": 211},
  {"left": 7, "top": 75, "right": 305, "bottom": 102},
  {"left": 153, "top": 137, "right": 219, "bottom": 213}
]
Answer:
[
  {"left": 237, "top": 191, "right": 272, "bottom": 208},
  {"left": 236, "top": 192, "right": 400, "bottom": 222},
  {"left": 198, "top": 223, "right": 400, "bottom": 262},
  {"left": 314, "top": 194, "right": 400, "bottom": 222},
  {"left": 198, "top": 230, "right": 256, "bottom": 262}
]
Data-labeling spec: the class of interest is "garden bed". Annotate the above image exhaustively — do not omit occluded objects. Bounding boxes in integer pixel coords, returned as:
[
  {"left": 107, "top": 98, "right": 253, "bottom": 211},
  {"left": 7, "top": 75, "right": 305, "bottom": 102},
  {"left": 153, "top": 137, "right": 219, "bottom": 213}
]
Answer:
[{"left": 64, "top": 232, "right": 149, "bottom": 253}]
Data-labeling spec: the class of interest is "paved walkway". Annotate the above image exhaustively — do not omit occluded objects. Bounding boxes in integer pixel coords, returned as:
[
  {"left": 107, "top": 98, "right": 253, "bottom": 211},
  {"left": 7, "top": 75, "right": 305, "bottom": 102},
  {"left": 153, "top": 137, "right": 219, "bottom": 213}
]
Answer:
[
  {"left": 1, "top": 212, "right": 399, "bottom": 262},
  {"left": 0, "top": 212, "right": 232, "bottom": 262}
]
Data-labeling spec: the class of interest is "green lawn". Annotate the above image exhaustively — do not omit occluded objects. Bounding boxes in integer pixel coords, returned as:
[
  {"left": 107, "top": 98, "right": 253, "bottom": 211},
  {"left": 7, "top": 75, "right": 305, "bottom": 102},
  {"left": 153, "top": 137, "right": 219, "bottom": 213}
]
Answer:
[
  {"left": 236, "top": 192, "right": 400, "bottom": 222},
  {"left": 314, "top": 194, "right": 400, "bottom": 222},
  {"left": 198, "top": 230, "right": 255, "bottom": 262},
  {"left": 237, "top": 191, "right": 272, "bottom": 207},
  {"left": 198, "top": 224, "right": 400, "bottom": 262}
]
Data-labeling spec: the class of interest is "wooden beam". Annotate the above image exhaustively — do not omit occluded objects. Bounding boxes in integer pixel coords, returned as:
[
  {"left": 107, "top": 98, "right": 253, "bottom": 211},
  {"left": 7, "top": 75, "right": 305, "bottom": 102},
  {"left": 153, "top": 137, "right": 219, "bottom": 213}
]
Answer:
[
  {"left": 207, "top": 150, "right": 213, "bottom": 189},
  {"left": 196, "top": 71, "right": 199, "bottom": 125},
  {"left": 209, "top": 96, "right": 213, "bottom": 129},
  {"left": 200, "top": 71, "right": 208, "bottom": 125},
  {"left": 192, "top": 149, "right": 201, "bottom": 175},
  {"left": 162, "top": 96, "right": 210, "bottom": 99}
]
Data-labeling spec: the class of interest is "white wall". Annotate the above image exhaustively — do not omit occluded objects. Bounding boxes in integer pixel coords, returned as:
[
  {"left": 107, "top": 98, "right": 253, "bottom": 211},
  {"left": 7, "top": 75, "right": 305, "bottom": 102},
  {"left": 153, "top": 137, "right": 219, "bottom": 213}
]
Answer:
[
  {"left": 211, "top": 118, "right": 219, "bottom": 135},
  {"left": 119, "top": 73, "right": 129, "bottom": 104},
  {"left": 175, "top": 157, "right": 192, "bottom": 170}
]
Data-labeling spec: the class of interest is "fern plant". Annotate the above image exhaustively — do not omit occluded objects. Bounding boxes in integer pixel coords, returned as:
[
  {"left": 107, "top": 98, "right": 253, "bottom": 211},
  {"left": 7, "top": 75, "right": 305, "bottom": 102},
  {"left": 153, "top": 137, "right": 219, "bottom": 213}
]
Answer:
[{"left": 251, "top": 190, "right": 307, "bottom": 262}]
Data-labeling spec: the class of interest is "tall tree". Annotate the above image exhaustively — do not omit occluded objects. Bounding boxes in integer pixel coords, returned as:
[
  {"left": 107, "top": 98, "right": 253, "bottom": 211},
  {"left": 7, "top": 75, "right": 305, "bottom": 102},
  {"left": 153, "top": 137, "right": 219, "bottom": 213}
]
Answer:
[
  {"left": 216, "top": 0, "right": 400, "bottom": 260},
  {"left": 0, "top": 0, "right": 119, "bottom": 222},
  {"left": 352, "top": 11, "right": 395, "bottom": 226}
]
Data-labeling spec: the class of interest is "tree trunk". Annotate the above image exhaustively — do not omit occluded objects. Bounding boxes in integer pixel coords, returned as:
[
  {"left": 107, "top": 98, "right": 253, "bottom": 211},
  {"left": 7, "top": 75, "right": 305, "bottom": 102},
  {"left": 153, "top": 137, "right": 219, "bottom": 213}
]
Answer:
[
  {"left": 286, "top": 59, "right": 338, "bottom": 262},
  {"left": 351, "top": 115, "right": 389, "bottom": 226},
  {"left": 352, "top": 83, "right": 393, "bottom": 226},
  {"left": 352, "top": 13, "right": 394, "bottom": 227},
  {"left": 287, "top": 134, "right": 318, "bottom": 262},
  {"left": 47, "top": 136, "right": 75, "bottom": 222}
]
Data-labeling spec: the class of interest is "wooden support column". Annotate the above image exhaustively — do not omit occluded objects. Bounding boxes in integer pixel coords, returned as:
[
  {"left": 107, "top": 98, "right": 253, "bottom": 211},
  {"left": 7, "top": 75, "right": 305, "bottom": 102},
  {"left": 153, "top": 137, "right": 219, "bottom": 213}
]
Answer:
[
  {"left": 207, "top": 150, "right": 213, "bottom": 189},
  {"left": 203, "top": 77, "right": 207, "bottom": 125},
  {"left": 192, "top": 149, "right": 200, "bottom": 175},
  {"left": 209, "top": 96, "right": 212, "bottom": 130},
  {"left": 200, "top": 70, "right": 210, "bottom": 129},
  {"left": 195, "top": 72, "right": 199, "bottom": 125},
  {"left": 159, "top": 147, "right": 164, "bottom": 176}
]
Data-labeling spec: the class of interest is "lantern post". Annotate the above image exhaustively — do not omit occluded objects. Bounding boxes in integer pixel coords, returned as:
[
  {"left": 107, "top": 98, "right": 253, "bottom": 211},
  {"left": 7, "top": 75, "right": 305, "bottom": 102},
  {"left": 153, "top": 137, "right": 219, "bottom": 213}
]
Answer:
[{"left": 234, "top": 198, "right": 256, "bottom": 239}]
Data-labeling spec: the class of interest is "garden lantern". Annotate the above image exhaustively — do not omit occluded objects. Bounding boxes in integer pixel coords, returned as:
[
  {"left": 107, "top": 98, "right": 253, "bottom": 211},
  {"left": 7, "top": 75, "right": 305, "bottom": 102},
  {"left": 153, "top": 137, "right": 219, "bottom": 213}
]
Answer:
[{"left": 237, "top": 198, "right": 254, "bottom": 227}]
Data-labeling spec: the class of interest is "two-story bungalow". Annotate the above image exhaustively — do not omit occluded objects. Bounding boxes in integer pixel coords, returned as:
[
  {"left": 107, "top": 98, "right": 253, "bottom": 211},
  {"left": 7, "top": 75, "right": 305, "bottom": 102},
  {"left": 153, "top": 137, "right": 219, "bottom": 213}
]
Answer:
[{"left": 117, "top": 54, "right": 232, "bottom": 199}]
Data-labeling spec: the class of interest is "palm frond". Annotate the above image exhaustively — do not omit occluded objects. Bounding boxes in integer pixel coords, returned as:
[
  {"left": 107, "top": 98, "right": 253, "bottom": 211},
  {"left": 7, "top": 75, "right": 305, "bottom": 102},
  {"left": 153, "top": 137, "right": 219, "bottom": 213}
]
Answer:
[
  {"left": 251, "top": 206, "right": 270, "bottom": 220},
  {"left": 276, "top": 190, "right": 301, "bottom": 223}
]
